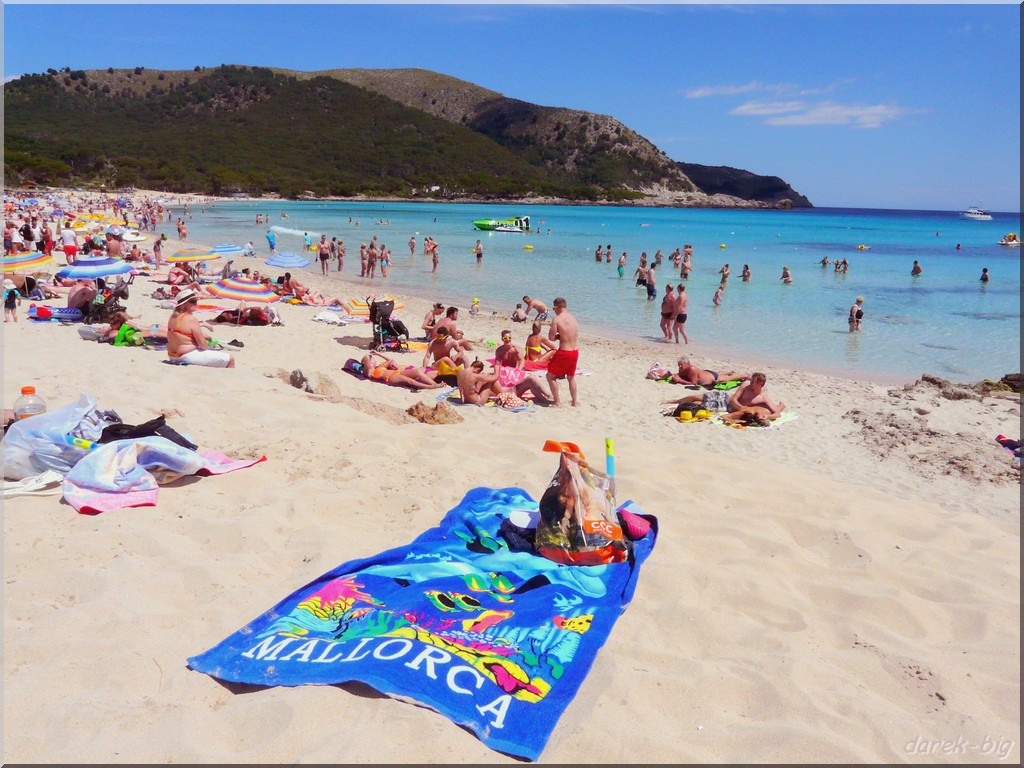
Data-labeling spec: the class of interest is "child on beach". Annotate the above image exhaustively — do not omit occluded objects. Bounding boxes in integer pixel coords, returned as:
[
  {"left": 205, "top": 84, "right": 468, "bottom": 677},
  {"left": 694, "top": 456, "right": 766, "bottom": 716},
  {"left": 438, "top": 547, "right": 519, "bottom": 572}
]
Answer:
[
  {"left": 712, "top": 284, "right": 724, "bottom": 306},
  {"left": 4, "top": 279, "right": 22, "bottom": 322}
]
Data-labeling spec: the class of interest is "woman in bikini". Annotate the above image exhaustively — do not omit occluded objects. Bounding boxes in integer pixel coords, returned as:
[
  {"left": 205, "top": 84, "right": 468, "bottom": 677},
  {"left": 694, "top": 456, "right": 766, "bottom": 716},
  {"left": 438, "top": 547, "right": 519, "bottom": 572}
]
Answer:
[
  {"left": 524, "top": 322, "right": 556, "bottom": 364},
  {"left": 166, "top": 289, "right": 235, "bottom": 368},
  {"left": 359, "top": 351, "right": 444, "bottom": 390}
]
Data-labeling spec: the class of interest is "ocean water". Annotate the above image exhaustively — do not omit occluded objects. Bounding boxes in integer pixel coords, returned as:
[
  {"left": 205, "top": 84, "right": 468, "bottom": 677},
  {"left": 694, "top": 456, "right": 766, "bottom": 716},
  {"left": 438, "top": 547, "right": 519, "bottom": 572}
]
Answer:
[{"left": 181, "top": 200, "right": 1021, "bottom": 384}]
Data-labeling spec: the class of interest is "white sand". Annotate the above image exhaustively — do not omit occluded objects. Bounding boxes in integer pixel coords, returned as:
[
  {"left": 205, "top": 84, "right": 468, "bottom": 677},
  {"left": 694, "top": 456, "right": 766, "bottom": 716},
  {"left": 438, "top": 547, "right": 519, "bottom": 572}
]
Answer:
[{"left": 2, "top": 222, "right": 1020, "bottom": 763}]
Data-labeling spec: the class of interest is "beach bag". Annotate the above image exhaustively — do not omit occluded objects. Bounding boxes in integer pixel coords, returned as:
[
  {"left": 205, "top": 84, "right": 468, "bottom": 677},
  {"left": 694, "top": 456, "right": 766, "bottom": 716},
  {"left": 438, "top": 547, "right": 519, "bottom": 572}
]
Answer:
[
  {"left": 646, "top": 361, "right": 671, "bottom": 381},
  {"left": 534, "top": 441, "right": 627, "bottom": 566}
]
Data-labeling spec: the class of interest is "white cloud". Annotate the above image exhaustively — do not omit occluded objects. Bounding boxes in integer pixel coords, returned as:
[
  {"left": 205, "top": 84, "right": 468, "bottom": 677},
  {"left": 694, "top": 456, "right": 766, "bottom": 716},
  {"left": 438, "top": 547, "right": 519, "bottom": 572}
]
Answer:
[
  {"left": 685, "top": 80, "right": 771, "bottom": 98},
  {"left": 686, "top": 77, "right": 856, "bottom": 99},
  {"left": 762, "top": 101, "right": 913, "bottom": 129},
  {"left": 731, "top": 100, "right": 806, "bottom": 116}
]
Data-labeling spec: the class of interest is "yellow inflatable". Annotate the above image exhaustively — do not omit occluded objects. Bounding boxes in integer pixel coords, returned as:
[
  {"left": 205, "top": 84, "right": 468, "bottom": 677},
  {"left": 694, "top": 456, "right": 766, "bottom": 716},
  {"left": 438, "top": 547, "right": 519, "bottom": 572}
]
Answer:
[
  {"left": 719, "top": 243, "right": 726, "bottom": 249},
  {"left": 523, "top": 245, "right": 534, "bottom": 251}
]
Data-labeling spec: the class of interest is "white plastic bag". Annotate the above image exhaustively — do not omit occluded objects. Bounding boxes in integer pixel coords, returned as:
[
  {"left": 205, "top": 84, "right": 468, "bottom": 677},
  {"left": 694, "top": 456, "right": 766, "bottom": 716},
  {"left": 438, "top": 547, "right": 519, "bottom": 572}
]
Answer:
[{"left": 2, "top": 393, "right": 99, "bottom": 480}]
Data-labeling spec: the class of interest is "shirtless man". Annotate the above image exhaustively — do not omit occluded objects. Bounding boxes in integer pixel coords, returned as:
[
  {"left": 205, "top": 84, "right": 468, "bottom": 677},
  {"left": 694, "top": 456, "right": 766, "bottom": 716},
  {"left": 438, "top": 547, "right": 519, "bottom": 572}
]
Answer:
[
  {"left": 681, "top": 249, "right": 692, "bottom": 279},
  {"left": 671, "top": 357, "right": 746, "bottom": 387},
  {"left": 283, "top": 271, "right": 315, "bottom": 301},
  {"left": 317, "top": 235, "right": 331, "bottom": 276},
  {"left": 423, "top": 327, "right": 465, "bottom": 384},
  {"left": 522, "top": 295, "right": 549, "bottom": 322},
  {"left": 433, "top": 306, "right": 473, "bottom": 351},
  {"left": 457, "top": 360, "right": 502, "bottom": 405},
  {"left": 421, "top": 302, "right": 444, "bottom": 339},
  {"left": 546, "top": 297, "right": 579, "bottom": 407},
  {"left": 664, "top": 371, "right": 783, "bottom": 419},
  {"left": 673, "top": 284, "right": 689, "bottom": 344},
  {"left": 617, "top": 252, "right": 627, "bottom": 278}
]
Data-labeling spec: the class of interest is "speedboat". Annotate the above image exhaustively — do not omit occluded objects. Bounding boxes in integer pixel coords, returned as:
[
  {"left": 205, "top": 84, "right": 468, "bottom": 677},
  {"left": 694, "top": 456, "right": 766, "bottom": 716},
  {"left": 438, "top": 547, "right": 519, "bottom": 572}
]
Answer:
[
  {"left": 473, "top": 215, "right": 530, "bottom": 233},
  {"left": 998, "top": 232, "right": 1020, "bottom": 247},
  {"left": 960, "top": 207, "right": 993, "bottom": 221}
]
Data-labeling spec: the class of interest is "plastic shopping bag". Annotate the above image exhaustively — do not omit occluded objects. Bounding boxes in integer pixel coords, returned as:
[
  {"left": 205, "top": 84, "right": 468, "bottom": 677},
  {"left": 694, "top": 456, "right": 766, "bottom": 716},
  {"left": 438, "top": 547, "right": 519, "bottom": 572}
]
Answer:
[{"left": 534, "top": 440, "right": 627, "bottom": 566}]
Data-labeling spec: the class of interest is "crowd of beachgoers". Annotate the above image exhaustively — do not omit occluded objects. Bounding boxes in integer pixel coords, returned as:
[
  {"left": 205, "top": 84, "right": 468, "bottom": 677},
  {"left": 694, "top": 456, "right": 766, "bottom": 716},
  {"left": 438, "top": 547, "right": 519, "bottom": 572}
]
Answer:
[{"left": 3, "top": 184, "right": 1019, "bottom": 765}]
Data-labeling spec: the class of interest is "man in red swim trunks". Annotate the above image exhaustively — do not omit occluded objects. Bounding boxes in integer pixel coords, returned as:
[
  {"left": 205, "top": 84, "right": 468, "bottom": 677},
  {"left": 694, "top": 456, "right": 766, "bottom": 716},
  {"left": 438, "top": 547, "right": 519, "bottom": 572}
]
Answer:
[{"left": 546, "top": 296, "right": 580, "bottom": 407}]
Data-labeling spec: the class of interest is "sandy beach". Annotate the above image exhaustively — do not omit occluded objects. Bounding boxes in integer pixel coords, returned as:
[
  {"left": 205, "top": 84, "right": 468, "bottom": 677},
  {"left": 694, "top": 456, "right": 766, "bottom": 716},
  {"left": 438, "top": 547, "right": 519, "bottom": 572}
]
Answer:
[{"left": 2, "top": 201, "right": 1020, "bottom": 763}]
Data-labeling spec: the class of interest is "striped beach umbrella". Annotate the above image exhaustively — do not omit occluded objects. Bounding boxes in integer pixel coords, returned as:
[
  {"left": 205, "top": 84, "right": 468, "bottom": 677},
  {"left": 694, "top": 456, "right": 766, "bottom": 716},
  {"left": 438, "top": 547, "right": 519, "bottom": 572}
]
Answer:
[
  {"left": 207, "top": 276, "right": 281, "bottom": 303},
  {"left": 3, "top": 251, "right": 54, "bottom": 273},
  {"left": 55, "top": 256, "right": 134, "bottom": 280},
  {"left": 167, "top": 247, "right": 219, "bottom": 263},
  {"left": 265, "top": 251, "right": 311, "bottom": 269},
  {"left": 211, "top": 243, "right": 249, "bottom": 258}
]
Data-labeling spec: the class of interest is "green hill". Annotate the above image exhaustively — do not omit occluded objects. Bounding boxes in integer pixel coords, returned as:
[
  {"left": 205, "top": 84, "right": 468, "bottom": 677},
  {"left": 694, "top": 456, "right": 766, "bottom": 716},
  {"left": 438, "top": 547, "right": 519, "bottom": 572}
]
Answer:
[{"left": 4, "top": 65, "right": 811, "bottom": 207}]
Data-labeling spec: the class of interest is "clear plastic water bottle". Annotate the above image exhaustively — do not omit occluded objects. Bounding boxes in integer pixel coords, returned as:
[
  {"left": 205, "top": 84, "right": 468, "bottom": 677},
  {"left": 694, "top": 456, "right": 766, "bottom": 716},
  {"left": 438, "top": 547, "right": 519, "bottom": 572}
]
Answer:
[{"left": 13, "top": 386, "right": 46, "bottom": 420}]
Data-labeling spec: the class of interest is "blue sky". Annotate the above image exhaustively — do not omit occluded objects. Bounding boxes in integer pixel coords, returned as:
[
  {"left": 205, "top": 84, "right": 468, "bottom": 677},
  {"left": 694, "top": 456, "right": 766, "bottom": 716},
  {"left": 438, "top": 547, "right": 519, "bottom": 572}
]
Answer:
[{"left": 3, "top": 3, "right": 1020, "bottom": 212}]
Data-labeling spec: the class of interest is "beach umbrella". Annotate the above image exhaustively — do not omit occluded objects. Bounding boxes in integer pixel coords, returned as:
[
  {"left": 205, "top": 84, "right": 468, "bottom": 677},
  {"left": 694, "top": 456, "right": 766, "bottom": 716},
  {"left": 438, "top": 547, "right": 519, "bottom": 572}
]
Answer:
[
  {"left": 3, "top": 251, "right": 54, "bottom": 273},
  {"left": 55, "top": 256, "right": 134, "bottom": 280},
  {"left": 211, "top": 243, "right": 248, "bottom": 258},
  {"left": 167, "top": 247, "right": 219, "bottom": 263},
  {"left": 265, "top": 251, "right": 311, "bottom": 269},
  {"left": 207, "top": 276, "right": 281, "bottom": 303}
]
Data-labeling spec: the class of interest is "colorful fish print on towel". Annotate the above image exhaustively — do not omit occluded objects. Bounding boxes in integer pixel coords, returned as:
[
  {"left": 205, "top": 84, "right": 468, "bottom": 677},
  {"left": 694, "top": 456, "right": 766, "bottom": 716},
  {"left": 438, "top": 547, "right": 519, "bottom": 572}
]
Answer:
[{"left": 188, "top": 486, "right": 658, "bottom": 761}]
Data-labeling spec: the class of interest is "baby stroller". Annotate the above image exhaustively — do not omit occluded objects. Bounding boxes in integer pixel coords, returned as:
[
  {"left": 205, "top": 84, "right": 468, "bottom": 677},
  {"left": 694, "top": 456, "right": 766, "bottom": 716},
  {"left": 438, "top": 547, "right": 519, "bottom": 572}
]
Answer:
[
  {"left": 83, "top": 275, "right": 132, "bottom": 324},
  {"left": 368, "top": 297, "right": 409, "bottom": 353}
]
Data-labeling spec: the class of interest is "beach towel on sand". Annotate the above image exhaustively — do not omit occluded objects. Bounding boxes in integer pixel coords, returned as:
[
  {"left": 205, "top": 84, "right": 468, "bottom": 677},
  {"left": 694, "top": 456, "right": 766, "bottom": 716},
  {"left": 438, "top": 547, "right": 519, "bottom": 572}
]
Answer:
[
  {"left": 62, "top": 436, "right": 266, "bottom": 514},
  {"left": 188, "top": 487, "right": 657, "bottom": 761}
]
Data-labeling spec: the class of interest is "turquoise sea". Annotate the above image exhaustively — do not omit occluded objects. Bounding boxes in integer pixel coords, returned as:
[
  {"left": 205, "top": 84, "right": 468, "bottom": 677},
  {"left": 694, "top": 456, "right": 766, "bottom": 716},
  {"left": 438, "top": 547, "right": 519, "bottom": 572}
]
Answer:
[{"left": 182, "top": 200, "right": 1020, "bottom": 385}]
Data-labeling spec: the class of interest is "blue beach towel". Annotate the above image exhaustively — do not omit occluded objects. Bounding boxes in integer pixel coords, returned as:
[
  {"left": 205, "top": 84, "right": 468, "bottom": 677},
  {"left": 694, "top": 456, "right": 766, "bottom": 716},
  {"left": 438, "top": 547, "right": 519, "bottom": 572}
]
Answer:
[{"left": 188, "top": 486, "right": 657, "bottom": 761}]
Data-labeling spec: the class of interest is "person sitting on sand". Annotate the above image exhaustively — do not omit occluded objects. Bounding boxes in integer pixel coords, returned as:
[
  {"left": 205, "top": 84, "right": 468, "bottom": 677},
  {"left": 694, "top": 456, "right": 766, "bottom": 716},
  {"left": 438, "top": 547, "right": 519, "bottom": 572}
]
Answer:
[
  {"left": 282, "top": 272, "right": 312, "bottom": 300},
  {"left": 422, "top": 302, "right": 444, "bottom": 338},
  {"left": 457, "top": 359, "right": 502, "bottom": 405},
  {"left": 664, "top": 371, "right": 783, "bottom": 416},
  {"left": 433, "top": 306, "right": 474, "bottom": 352},
  {"left": 67, "top": 279, "right": 97, "bottom": 311},
  {"left": 494, "top": 329, "right": 554, "bottom": 404},
  {"left": 166, "top": 289, "right": 235, "bottom": 368},
  {"left": 359, "top": 350, "right": 445, "bottom": 390},
  {"left": 670, "top": 357, "right": 747, "bottom": 387},
  {"left": 168, "top": 263, "right": 196, "bottom": 286},
  {"left": 510, "top": 303, "right": 528, "bottom": 323},
  {"left": 524, "top": 322, "right": 557, "bottom": 364},
  {"left": 423, "top": 326, "right": 464, "bottom": 385}
]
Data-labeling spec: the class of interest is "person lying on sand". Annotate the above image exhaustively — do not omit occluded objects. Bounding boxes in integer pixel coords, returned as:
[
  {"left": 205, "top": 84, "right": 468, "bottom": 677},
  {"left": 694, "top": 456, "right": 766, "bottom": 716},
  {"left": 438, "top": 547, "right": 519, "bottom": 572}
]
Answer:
[
  {"left": 719, "top": 403, "right": 786, "bottom": 426},
  {"left": 664, "top": 372, "right": 783, "bottom": 415},
  {"left": 671, "top": 357, "right": 747, "bottom": 387},
  {"left": 359, "top": 351, "right": 445, "bottom": 390}
]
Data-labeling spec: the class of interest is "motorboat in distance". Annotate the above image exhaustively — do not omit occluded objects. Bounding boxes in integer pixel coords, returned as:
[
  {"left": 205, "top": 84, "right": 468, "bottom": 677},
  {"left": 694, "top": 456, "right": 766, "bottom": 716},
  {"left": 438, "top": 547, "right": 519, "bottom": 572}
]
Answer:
[
  {"left": 960, "top": 207, "right": 993, "bottom": 221},
  {"left": 473, "top": 215, "right": 530, "bottom": 233}
]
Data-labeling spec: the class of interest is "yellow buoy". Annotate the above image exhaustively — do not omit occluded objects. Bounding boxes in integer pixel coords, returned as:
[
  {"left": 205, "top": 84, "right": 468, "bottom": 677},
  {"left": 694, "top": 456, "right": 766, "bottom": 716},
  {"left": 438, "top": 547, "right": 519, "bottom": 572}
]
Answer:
[
  {"left": 523, "top": 245, "right": 534, "bottom": 250},
  {"left": 719, "top": 243, "right": 727, "bottom": 249}
]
